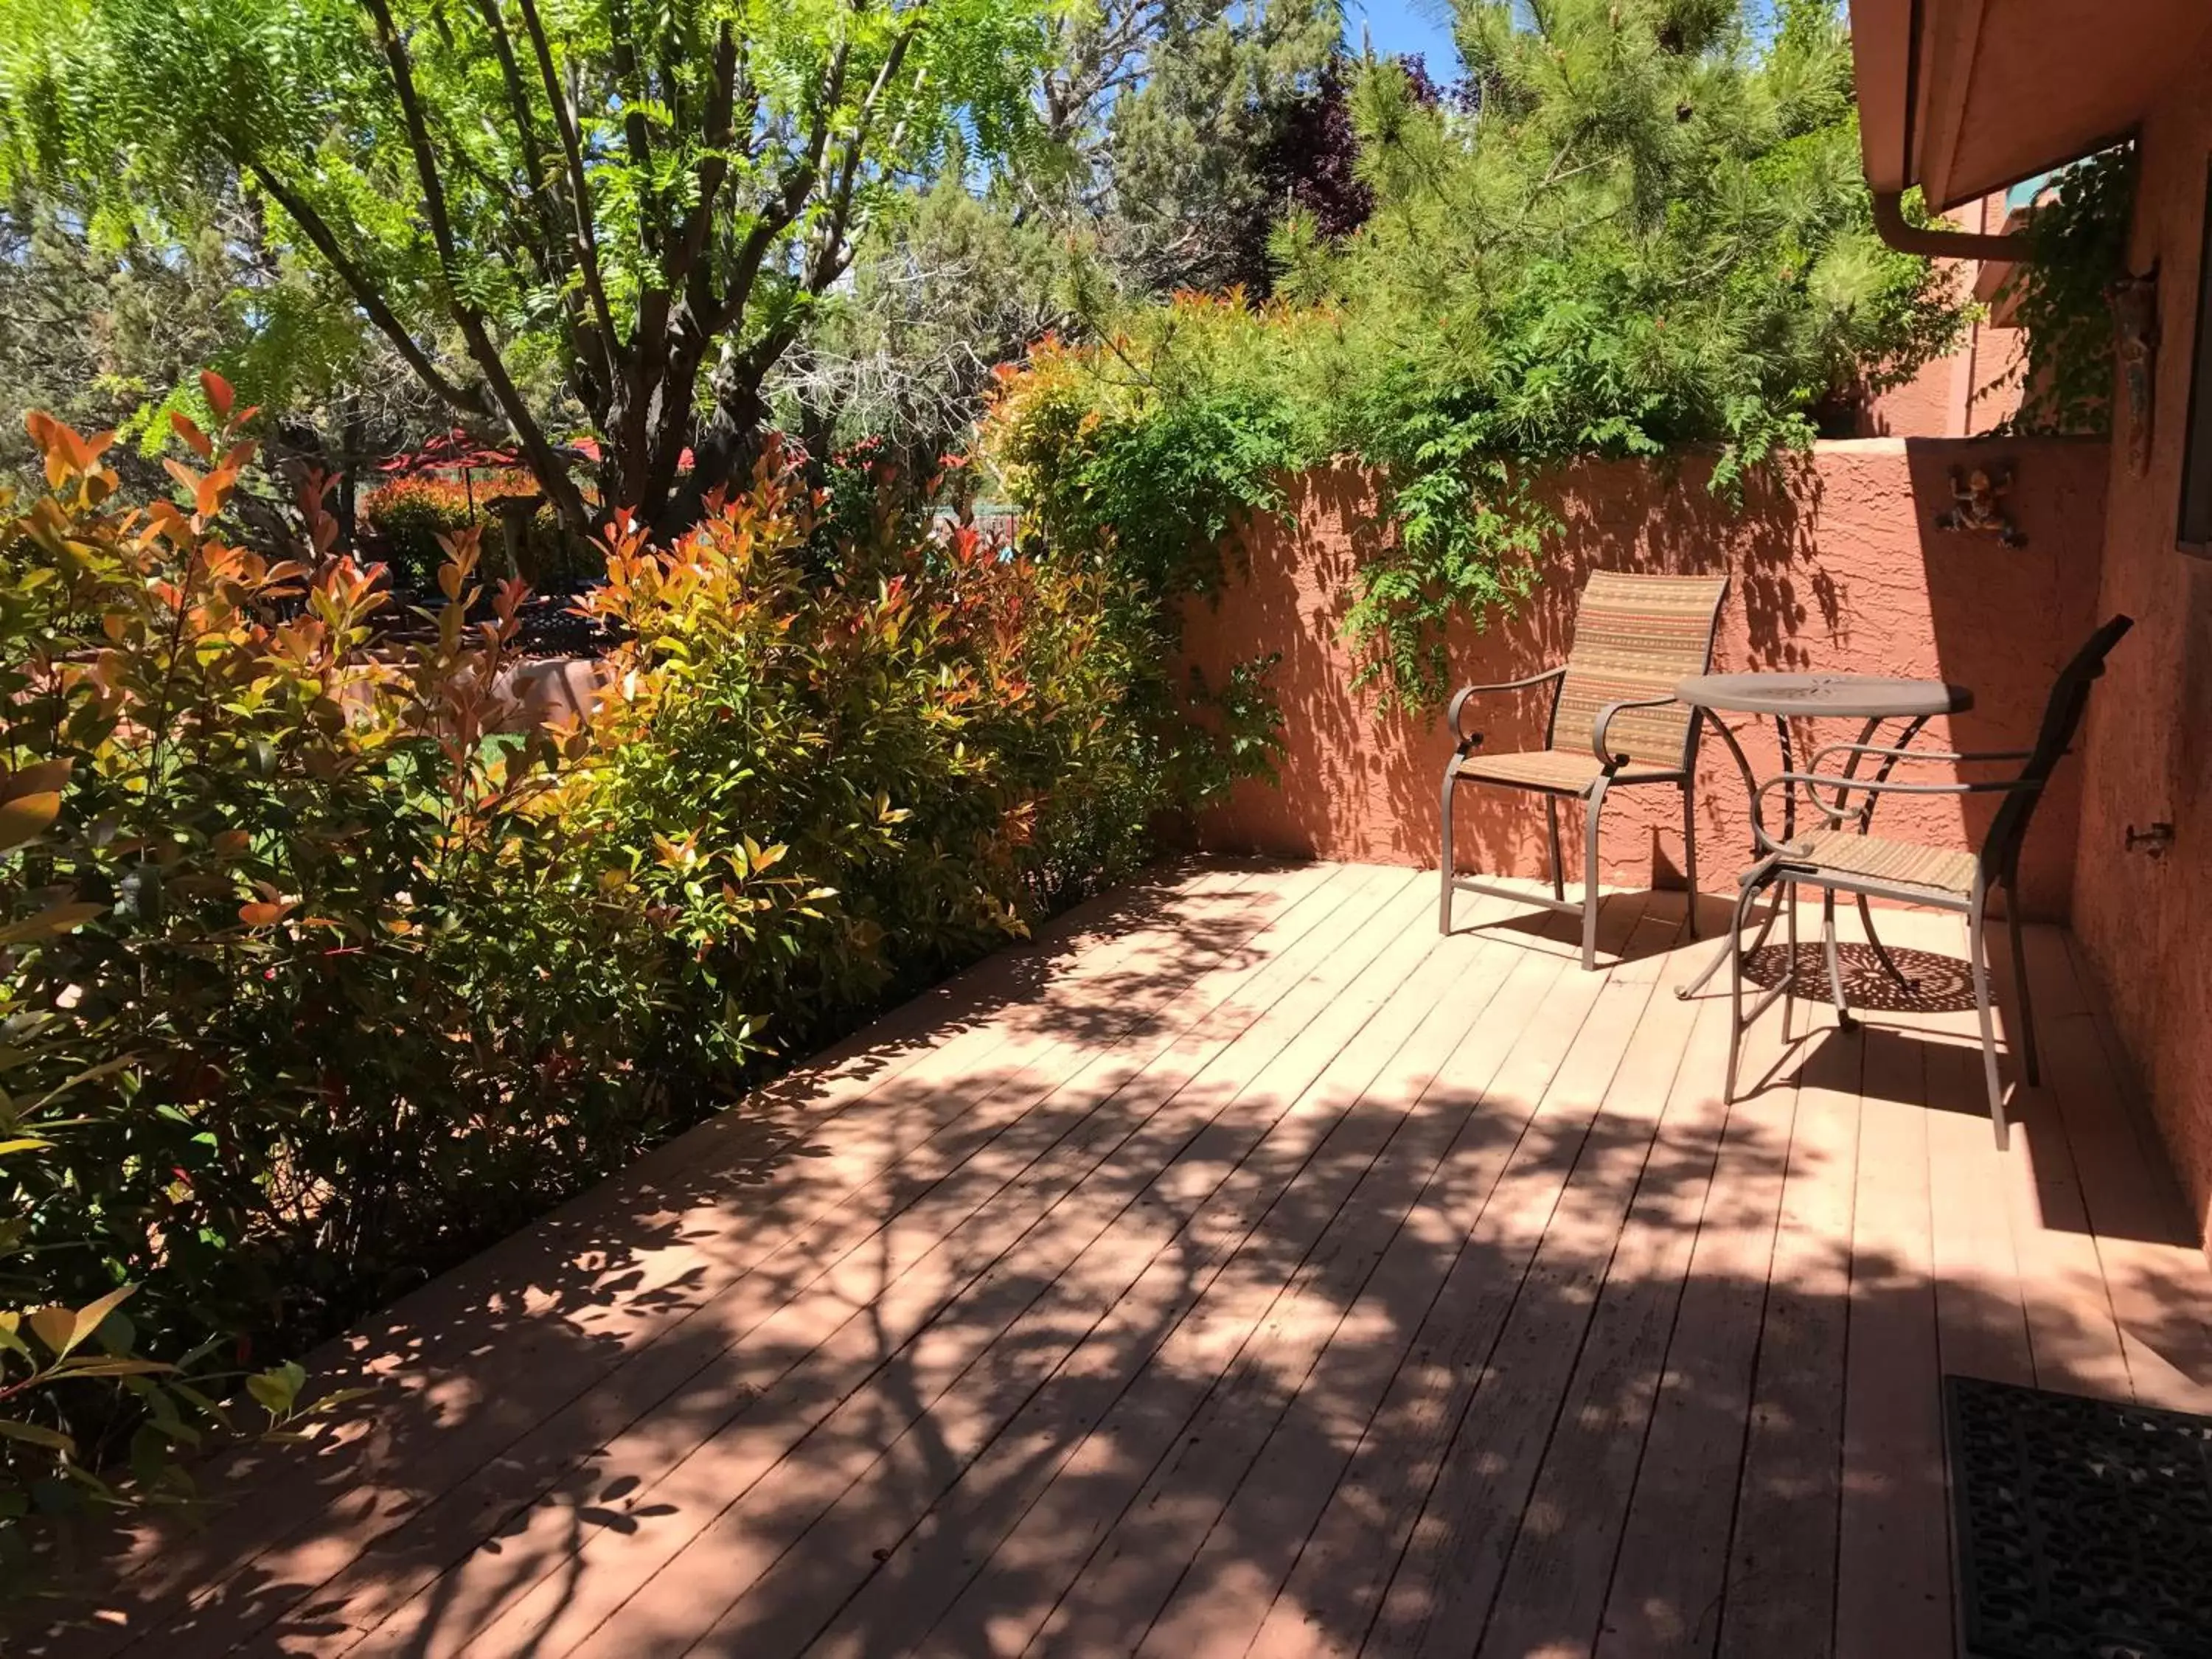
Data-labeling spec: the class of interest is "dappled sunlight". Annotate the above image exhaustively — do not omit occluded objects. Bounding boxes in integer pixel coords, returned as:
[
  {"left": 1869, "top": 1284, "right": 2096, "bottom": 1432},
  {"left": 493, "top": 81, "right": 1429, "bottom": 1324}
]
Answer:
[{"left": 32, "top": 868, "right": 2211, "bottom": 1659}]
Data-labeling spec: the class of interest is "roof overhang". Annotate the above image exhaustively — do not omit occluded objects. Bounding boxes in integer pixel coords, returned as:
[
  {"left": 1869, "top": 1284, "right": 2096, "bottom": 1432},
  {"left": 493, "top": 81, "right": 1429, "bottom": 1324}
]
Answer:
[{"left": 1849, "top": 0, "right": 2212, "bottom": 212}]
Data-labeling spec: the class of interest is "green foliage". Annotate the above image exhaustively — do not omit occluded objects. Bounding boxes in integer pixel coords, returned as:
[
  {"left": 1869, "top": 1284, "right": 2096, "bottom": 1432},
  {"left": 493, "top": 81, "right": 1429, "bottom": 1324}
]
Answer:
[
  {"left": 360, "top": 471, "right": 580, "bottom": 588},
  {"left": 0, "top": 392, "right": 1223, "bottom": 1590},
  {"left": 773, "top": 0, "right": 1348, "bottom": 470},
  {"left": 0, "top": 0, "right": 1055, "bottom": 530},
  {"left": 0, "top": 199, "right": 434, "bottom": 498},
  {"left": 1091, "top": 0, "right": 1343, "bottom": 294},
  {"left": 1995, "top": 146, "right": 2137, "bottom": 437},
  {"left": 986, "top": 0, "right": 1969, "bottom": 708}
]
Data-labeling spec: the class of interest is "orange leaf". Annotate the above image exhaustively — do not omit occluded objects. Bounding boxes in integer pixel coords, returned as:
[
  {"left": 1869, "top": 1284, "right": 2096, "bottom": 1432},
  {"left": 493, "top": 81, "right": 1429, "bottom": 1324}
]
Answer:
[
  {"left": 195, "top": 470, "right": 232, "bottom": 520},
  {"left": 169, "top": 411, "right": 214, "bottom": 460},
  {"left": 0, "top": 791, "right": 62, "bottom": 852},
  {"left": 201, "top": 369, "right": 234, "bottom": 420},
  {"left": 238, "top": 900, "right": 293, "bottom": 928},
  {"left": 1, "top": 759, "right": 71, "bottom": 802}
]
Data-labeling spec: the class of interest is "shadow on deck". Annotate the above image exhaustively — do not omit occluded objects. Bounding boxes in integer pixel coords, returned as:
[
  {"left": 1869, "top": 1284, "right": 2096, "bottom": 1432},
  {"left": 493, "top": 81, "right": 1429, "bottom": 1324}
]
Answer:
[{"left": 33, "top": 860, "right": 2212, "bottom": 1659}]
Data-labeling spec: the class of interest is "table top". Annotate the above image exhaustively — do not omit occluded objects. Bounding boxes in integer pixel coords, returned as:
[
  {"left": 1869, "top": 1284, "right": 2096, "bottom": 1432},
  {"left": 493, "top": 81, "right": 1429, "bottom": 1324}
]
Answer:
[{"left": 1674, "top": 672, "right": 1973, "bottom": 719}]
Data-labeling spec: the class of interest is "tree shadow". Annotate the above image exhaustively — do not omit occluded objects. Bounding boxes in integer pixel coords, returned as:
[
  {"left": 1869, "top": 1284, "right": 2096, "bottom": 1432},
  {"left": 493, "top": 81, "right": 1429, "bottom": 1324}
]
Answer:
[
  {"left": 1178, "top": 454, "right": 1829, "bottom": 900},
  {"left": 1178, "top": 439, "right": 2114, "bottom": 923},
  {"left": 23, "top": 860, "right": 1302, "bottom": 1655},
  {"left": 29, "top": 875, "right": 2210, "bottom": 1659}
]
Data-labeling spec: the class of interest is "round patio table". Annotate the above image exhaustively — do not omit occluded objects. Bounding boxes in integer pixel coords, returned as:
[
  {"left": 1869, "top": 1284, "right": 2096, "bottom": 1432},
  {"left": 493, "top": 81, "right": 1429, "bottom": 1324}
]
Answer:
[{"left": 1672, "top": 672, "right": 1975, "bottom": 1005}]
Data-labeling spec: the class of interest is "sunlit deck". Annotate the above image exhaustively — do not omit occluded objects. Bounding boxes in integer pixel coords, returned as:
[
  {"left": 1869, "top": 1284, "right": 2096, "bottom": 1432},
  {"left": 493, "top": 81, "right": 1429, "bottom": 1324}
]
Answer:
[{"left": 46, "top": 860, "right": 2212, "bottom": 1658}]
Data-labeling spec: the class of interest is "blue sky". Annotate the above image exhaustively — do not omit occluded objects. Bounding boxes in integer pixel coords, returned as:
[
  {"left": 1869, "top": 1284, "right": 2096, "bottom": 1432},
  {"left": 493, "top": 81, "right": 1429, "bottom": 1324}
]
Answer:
[{"left": 1343, "top": 0, "right": 1461, "bottom": 73}]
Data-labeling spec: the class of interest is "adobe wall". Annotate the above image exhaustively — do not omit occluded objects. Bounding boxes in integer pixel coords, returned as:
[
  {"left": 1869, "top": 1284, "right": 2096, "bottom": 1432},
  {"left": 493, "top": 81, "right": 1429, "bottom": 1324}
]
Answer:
[
  {"left": 2070, "top": 61, "right": 2212, "bottom": 1248},
  {"left": 1176, "top": 437, "right": 2109, "bottom": 921},
  {"left": 1857, "top": 191, "right": 2027, "bottom": 439}
]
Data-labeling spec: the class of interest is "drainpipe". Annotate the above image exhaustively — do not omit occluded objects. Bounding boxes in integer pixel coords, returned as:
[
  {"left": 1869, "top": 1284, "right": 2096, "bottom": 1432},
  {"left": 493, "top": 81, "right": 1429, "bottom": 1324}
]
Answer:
[{"left": 1871, "top": 190, "right": 2032, "bottom": 262}]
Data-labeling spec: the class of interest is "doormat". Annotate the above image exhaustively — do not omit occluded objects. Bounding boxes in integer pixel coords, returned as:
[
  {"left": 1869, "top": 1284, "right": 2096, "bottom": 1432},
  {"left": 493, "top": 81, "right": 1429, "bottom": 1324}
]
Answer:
[{"left": 1947, "top": 1374, "right": 2212, "bottom": 1658}]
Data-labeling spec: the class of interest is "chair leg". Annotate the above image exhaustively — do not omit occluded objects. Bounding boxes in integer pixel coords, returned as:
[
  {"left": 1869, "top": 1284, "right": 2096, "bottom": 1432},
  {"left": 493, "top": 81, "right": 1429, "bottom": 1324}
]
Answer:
[
  {"left": 1781, "top": 881, "right": 1798, "bottom": 1044},
  {"left": 1439, "top": 768, "right": 1457, "bottom": 936},
  {"left": 1581, "top": 780, "right": 1608, "bottom": 971},
  {"left": 1969, "top": 901, "right": 2009, "bottom": 1150},
  {"left": 1725, "top": 865, "right": 1769, "bottom": 1103},
  {"left": 1547, "top": 796, "right": 1565, "bottom": 902},
  {"left": 1680, "top": 779, "right": 1700, "bottom": 939},
  {"left": 2006, "top": 885, "right": 2041, "bottom": 1087},
  {"left": 1820, "top": 890, "right": 1854, "bottom": 1030}
]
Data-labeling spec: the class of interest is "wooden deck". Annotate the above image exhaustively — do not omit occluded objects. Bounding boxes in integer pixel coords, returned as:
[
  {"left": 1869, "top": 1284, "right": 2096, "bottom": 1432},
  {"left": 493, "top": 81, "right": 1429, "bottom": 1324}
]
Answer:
[{"left": 41, "top": 860, "right": 2212, "bottom": 1658}]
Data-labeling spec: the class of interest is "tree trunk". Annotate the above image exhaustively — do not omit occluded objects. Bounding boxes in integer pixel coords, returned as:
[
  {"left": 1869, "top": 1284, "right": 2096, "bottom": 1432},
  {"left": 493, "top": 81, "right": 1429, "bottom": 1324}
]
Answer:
[{"left": 338, "top": 409, "right": 362, "bottom": 550}]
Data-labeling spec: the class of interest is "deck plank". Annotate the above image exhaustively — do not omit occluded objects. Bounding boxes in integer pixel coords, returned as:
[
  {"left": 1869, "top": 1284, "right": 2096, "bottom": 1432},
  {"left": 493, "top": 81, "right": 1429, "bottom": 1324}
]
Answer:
[
  {"left": 340, "top": 870, "right": 1436, "bottom": 1658},
  {"left": 1048, "top": 903, "right": 1686, "bottom": 1659},
  {"left": 1360, "top": 906, "right": 1699, "bottom": 1658},
  {"left": 1472, "top": 954, "right": 1733, "bottom": 1659},
  {"left": 1242, "top": 900, "right": 1663, "bottom": 1659},
  {"left": 2028, "top": 931, "right": 2212, "bottom": 1411},
  {"left": 606, "top": 881, "right": 1490, "bottom": 1657},
  {"left": 111, "top": 866, "right": 1307, "bottom": 1658},
  {"left": 414, "top": 872, "right": 1447, "bottom": 1657},
  {"left": 685, "top": 895, "right": 1554, "bottom": 1659},
  {"left": 74, "top": 866, "right": 1282, "bottom": 1655},
  {"left": 1716, "top": 1008, "right": 1863, "bottom": 1659},
  {"left": 800, "top": 903, "right": 1588, "bottom": 1659},
  {"left": 253, "top": 866, "right": 1368, "bottom": 1655},
  {"left": 1832, "top": 1000, "right": 1951, "bottom": 1659},
  {"left": 1590, "top": 914, "right": 1806, "bottom": 1659},
  {"left": 35, "top": 870, "right": 2212, "bottom": 1659},
  {"left": 1975, "top": 928, "right": 2135, "bottom": 1403},
  {"left": 689, "top": 890, "right": 1551, "bottom": 1659},
  {"left": 893, "top": 888, "right": 1562, "bottom": 1659},
  {"left": 1919, "top": 928, "right": 2037, "bottom": 1394}
]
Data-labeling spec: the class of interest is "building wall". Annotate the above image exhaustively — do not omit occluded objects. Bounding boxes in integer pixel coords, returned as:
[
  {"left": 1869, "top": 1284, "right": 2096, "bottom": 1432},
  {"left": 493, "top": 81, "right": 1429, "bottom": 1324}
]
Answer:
[
  {"left": 2070, "top": 70, "right": 2212, "bottom": 1248},
  {"left": 1176, "top": 437, "right": 2109, "bottom": 919},
  {"left": 1858, "top": 193, "right": 2025, "bottom": 438}
]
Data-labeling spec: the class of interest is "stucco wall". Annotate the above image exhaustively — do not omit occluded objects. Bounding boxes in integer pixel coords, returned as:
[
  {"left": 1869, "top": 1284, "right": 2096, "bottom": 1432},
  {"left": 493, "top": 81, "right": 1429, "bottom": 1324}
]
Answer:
[
  {"left": 2070, "top": 66, "right": 2212, "bottom": 1248},
  {"left": 1177, "top": 437, "right": 2109, "bottom": 922},
  {"left": 1857, "top": 193, "right": 2026, "bottom": 438}
]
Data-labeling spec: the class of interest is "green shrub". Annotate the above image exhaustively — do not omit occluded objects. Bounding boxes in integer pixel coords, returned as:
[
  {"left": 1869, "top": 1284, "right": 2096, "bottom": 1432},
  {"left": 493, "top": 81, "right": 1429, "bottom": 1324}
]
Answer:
[
  {"left": 361, "top": 472, "right": 587, "bottom": 588},
  {"left": 0, "top": 403, "right": 1234, "bottom": 1589},
  {"left": 1994, "top": 145, "right": 2138, "bottom": 437},
  {"left": 984, "top": 3, "right": 1972, "bottom": 708}
]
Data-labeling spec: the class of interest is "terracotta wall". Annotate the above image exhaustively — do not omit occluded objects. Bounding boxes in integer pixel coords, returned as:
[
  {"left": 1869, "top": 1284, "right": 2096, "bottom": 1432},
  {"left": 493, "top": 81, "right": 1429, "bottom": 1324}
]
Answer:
[
  {"left": 1857, "top": 192, "right": 2026, "bottom": 439},
  {"left": 1177, "top": 437, "right": 2109, "bottom": 920},
  {"left": 2069, "top": 63, "right": 2212, "bottom": 1247}
]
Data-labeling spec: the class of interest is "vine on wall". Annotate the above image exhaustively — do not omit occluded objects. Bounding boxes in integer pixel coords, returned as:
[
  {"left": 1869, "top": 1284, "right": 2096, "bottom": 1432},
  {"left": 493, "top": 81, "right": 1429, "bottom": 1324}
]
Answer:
[{"left": 984, "top": 1, "right": 1970, "bottom": 710}]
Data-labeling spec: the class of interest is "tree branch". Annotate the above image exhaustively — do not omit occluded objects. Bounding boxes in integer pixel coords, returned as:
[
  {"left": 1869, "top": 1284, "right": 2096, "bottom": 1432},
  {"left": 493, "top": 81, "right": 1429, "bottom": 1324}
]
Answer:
[
  {"left": 606, "top": 0, "right": 660, "bottom": 254},
  {"left": 361, "top": 0, "right": 591, "bottom": 530},
  {"left": 243, "top": 159, "right": 490, "bottom": 420},
  {"left": 805, "top": 41, "right": 924, "bottom": 294},
  {"left": 515, "top": 0, "right": 620, "bottom": 375},
  {"left": 701, "top": 37, "right": 851, "bottom": 343},
  {"left": 670, "top": 21, "right": 740, "bottom": 297}
]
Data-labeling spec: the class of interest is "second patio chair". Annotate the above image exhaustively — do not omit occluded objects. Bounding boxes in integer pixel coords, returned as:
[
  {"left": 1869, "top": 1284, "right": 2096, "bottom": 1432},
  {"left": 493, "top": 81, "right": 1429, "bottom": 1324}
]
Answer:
[
  {"left": 1439, "top": 571, "right": 1730, "bottom": 970},
  {"left": 1723, "top": 613, "right": 2134, "bottom": 1150}
]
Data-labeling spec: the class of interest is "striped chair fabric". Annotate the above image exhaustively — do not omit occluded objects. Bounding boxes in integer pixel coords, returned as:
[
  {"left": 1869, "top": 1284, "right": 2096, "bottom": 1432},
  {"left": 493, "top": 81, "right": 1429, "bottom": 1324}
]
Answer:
[
  {"left": 1551, "top": 571, "right": 1733, "bottom": 770},
  {"left": 1778, "top": 828, "right": 1980, "bottom": 896}
]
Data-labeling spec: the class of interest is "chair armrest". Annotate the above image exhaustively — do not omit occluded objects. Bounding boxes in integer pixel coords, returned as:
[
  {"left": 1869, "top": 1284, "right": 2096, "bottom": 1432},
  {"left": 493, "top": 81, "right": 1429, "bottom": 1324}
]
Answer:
[
  {"left": 1446, "top": 665, "right": 1565, "bottom": 748},
  {"left": 1808, "top": 739, "right": 2037, "bottom": 772},
  {"left": 1751, "top": 769, "right": 2042, "bottom": 851},
  {"left": 1591, "top": 693, "right": 1680, "bottom": 768}
]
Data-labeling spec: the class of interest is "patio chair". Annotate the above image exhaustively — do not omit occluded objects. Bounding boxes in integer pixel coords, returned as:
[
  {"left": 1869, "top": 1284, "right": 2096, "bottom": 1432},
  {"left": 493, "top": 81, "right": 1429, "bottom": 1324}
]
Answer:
[
  {"left": 1439, "top": 571, "right": 1731, "bottom": 970},
  {"left": 1724, "top": 614, "right": 2134, "bottom": 1150}
]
